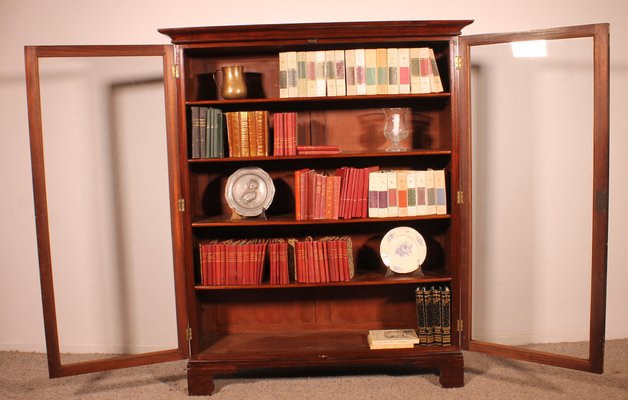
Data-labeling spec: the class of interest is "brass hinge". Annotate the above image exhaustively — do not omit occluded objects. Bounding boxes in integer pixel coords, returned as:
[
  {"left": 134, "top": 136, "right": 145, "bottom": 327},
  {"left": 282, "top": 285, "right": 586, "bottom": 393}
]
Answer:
[
  {"left": 457, "top": 319, "right": 463, "bottom": 332},
  {"left": 178, "top": 198, "right": 185, "bottom": 212},
  {"left": 457, "top": 191, "right": 464, "bottom": 204},
  {"left": 172, "top": 64, "right": 180, "bottom": 78},
  {"left": 186, "top": 327, "right": 192, "bottom": 342},
  {"left": 455, "top": 56, "right": 462, "bottom": 71}
]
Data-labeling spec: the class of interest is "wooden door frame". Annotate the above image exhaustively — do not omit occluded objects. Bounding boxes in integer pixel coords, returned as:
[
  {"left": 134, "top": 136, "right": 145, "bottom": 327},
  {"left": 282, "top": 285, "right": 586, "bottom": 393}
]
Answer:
[
  {"left": 24, "top": 44, "right": 189, "bottom": 377},
  {"left": 457, "top": 23, "right": 609, "bottom": 373}
]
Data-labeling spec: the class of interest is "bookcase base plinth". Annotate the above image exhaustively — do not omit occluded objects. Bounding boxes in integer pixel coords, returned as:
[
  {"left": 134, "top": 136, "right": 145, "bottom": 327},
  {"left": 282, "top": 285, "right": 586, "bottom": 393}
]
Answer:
[{"left": 186, "top": 351, "right": 464, "bottom": 396}]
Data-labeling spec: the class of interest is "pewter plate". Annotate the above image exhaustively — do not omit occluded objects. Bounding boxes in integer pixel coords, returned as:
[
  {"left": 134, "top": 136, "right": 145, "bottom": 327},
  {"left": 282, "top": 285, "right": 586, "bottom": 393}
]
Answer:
[{"left": 225, "top": 167, "right": 275, "bottom": 217}]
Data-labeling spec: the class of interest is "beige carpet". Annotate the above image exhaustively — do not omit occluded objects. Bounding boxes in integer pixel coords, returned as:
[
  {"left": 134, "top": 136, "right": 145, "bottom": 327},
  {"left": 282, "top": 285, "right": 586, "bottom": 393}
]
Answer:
[{"left": 1, "top": 340, "right": 627, "bottom": 399}]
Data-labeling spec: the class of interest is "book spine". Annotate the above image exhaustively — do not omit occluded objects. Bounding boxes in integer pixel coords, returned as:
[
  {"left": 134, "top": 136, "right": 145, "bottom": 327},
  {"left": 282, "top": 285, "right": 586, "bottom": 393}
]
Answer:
[
  {"left": 315, "top": 50, "right": 327, "bottom": 96},
  {"left": 296, "top": 145, "right": 340, "bottom": 151},
  {"left": 397, "top": 170, "right": 408, "bottom": 217},
  {"left": 297, "top": 51, "right": 308, "bottom": 97},
  {"left": 198, "top": 106, "right": 207, "bottom": 158},
  {"left": 354, "top": 49, "right": 367, "bottom": 95},
  {"left": 205, "top": 107, "right": 216, "bottom": 158},
  {"left": 287, "top": 51, "right": 299, "bottom": 97},
  {"left": 387, "top": 48, "right": 399, "bottom": 95},
  {"left": 386, "top": 171, "right": 398, "bottom": 217},
  {"left": 376, "top": 171, "right": 388, "bottom": 218},
  {"left": 334, "top": 49, "right": 346, "bottom": 96},
  {"left": 286, "top": 112, "right": 296, "bottom": 156},
  {"left": 325, "top": 50, "right": 337, "bottom": 97},
  {"left": 239, "top": 111, "right": 249, "bottom": 157},
  {"left": 368, "top": 171, "right": 379, "bottom": 218},
  {"left": 410, "top": 48, "right": 421, "bottom": 94},
  {"left": 425, "top": 169, "right": 436, "bottom": 215},
  {"left": 344, "top": 49, "right": 356, "bottom": 96},
  {"left": 376, "top": 48, "right": 388, "bottom": 95},
  {"left": 398, "top": 48, "right": 411, "bottom": 94},
  {"left": 306, "top": 51, "right": 317, "bottom": 97},
  {"left": 279, "top": 52, "right": 289, "bottom": 98},
  {"left": 434, "top": 169, "right": 447, "bottom": 215},
  {"left": 191, "top": 106, "right": 201, "bottom": 159},
  {"left": 406, "top": 170, "right": 417, "bottom": 216},
  {"left": 441, "top": 286, "right": 451, "bottom": 346},
  {"left": 273, "top": 112, "right": 283, "bottom": 156},
  {"left": 365, "top": 48, "right": 377, "bottom": 95},
  {"left": 416, "top": 287, "right": 427, "bottom": 345},
  {"left": 418, "top": 47, "right": 432, "bottom": 93},
  {"left": 416, "top": 170, "right": 427, "bottom": 216},
  {"left": 428, "top": 48, "right": 444, "bottom": 93}
]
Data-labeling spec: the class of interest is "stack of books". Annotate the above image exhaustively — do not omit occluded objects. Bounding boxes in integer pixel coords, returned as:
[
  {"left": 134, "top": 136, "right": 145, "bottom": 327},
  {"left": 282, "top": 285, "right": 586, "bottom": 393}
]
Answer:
[
  {"left": 279, "top": 47, "right": 444, "bottom": 98},
  {"left": 225, "top": 111, "right": 269, "bottom": 157},
  {"left": 288, "top": 236, "right": 354, "bottom": 283},
  {"left": 368, "top": 169, "right": 447, "bottom": 218},
  {"left": 367, "top": 329, "right": 421, "bottom": 350},
  {"left": 190, "top": 106, "right": 224, "bottom": 159},
  {"left": 296, "top": 145, "right": 341, "bottom": 155},
  {"left": 415, "top": 284, "right": 451, "bottom": 346},
  {"left": 198, "top": 239, "right": 268, "bottom": 285}
]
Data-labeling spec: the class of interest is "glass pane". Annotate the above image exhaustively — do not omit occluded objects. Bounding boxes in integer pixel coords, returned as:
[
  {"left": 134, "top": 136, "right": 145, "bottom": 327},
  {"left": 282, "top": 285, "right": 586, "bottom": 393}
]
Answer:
[
  {"left": 470, "top": 37, "right": 594, "bottom": 359},
  {"left": 38, "top": 56, "right": 178, "bottom": 362}
]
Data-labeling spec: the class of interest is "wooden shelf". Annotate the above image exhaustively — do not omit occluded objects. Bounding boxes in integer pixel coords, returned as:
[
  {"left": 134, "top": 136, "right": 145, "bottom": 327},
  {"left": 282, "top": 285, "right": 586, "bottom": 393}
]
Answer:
[
  {"left": 188, "top": 149, "right": 452, "bottom": 164},
  {"left": 194, "top": 268, "right": 452, "bottom": 290},
  {"left": 196, "top": 330, "right": 456, "bottom": 360},
  {"left": 186, "top": 92, "right": 451, "bottom": 107},
  {"left": 192, "top": 214, "right": 451, "bottom": 228}
]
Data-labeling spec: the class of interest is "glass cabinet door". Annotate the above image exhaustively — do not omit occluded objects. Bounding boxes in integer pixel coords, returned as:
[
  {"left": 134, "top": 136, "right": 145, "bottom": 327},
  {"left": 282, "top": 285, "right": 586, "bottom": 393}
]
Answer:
[
  {"left": 458, "top": 24, "right": 609, "bottom": 372},
  {"left": 24, "top": 45, "right": 188, "bottom": 377}
]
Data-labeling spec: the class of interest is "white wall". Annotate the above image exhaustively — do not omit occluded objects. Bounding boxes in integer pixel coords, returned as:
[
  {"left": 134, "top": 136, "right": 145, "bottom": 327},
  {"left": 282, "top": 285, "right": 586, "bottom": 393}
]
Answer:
[{"left": 1, "top": 0, "right": 626, "bottom": 353}]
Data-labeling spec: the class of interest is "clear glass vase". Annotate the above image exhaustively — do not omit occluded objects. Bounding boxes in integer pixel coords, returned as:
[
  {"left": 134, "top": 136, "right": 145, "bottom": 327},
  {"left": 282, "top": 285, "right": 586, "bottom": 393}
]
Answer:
[{"left": 383, "top": 107, "right": 409, "bottom": 152}]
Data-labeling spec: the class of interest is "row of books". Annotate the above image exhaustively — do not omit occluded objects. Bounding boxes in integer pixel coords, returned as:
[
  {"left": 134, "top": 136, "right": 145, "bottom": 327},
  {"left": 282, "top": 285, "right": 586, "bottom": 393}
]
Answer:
[
  {"left": 192, "top": 109, "right": 343, "bottom": 159},
  {"left": 272, "top": 112, "right": 297, "bottom": 156},
  {"left": 198, "top": 236, "right": 354, "bottom": 286},
  {"left": 368, "top": 169, "right": 447, "bottom": 218},
  {"left": 225, "top": 110, "right": 269, "bottom": 157},
  {"left": 198, "top": 239, "right": 268, "bottom": 286},
  {"left": 415, "top": 284, "right": 451, "bottom": 346},
  {"left": 190, "top": 106, "right": 225, "bottom": 159},
  {"left": 289, "top": 236, "right": 354, "bottom": 283},
  {"left": 295, "top": 166, "right": 379, "bottom": 221},
  {"left": 279, "top": 47, "right": 444, "bottom": 98}
]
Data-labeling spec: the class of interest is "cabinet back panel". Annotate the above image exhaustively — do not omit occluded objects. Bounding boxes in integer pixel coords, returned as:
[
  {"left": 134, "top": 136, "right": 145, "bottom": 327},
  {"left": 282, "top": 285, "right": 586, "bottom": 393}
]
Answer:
[
  {"left": 186, "top": 55, "right": 278, "bottom": 101},
  {"left": 198, "top": 285, "right": 418, "bottom": 334}
]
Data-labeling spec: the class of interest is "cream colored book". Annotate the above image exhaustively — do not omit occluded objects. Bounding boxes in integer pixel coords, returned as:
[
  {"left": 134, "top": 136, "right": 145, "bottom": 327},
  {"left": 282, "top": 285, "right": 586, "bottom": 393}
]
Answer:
[
  {"left": 365, "top": 48, "right": 377, "bottom": 95},
  {"left": 279, "top": 52, "right": 289, "bottom": 98},
  {"left": 334, "top": 49, "right": 346, "bottom": 96},
  {"left": 397, "top": 48, "right": 411, "bottom": 94},
  {"left": 386, "top": 48, "right": 399, "bottom": 94},
  {"left": 376, "top": 48, "right": 388, "bottom": 94},
  {"left": 325, "top": 50, "right": 337, "bottom": 97},
  {"left": 425, "top": 169, "right": 436, "bottom": 215},
  {"left": 287, "top": 51, "right": 299, "bottom": 98},
  {"left": 434, "top": 169, "right": 447, "bottom": 215},
  {"left": 367, "top": 329, "right": 420, "bottom": 350},
  {"left": 344, "top": 49, "right": 356, "bottom": 96},
  {"left": 354, "top": 48, "right": 367, "bottom": 95}
]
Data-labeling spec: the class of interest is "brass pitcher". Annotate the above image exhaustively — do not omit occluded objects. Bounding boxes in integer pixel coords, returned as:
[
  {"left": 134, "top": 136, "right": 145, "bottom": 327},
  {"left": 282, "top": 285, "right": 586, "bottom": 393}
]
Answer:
[{"left": 213, "top": 65, "right": 247, "bottom": 99}]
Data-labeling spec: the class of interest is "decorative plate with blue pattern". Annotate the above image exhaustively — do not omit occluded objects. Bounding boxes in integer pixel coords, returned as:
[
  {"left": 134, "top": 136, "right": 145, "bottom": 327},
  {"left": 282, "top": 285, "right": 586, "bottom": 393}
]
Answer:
[{"left": 380, "top": 226, "right": 427, "bottom": 273}]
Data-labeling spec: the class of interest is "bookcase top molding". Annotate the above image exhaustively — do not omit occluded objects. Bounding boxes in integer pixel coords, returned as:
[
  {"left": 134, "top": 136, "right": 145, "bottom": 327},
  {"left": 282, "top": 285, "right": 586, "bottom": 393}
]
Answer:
[{"left": 158, "top": 20, "right": 474, "bottom": 44}]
